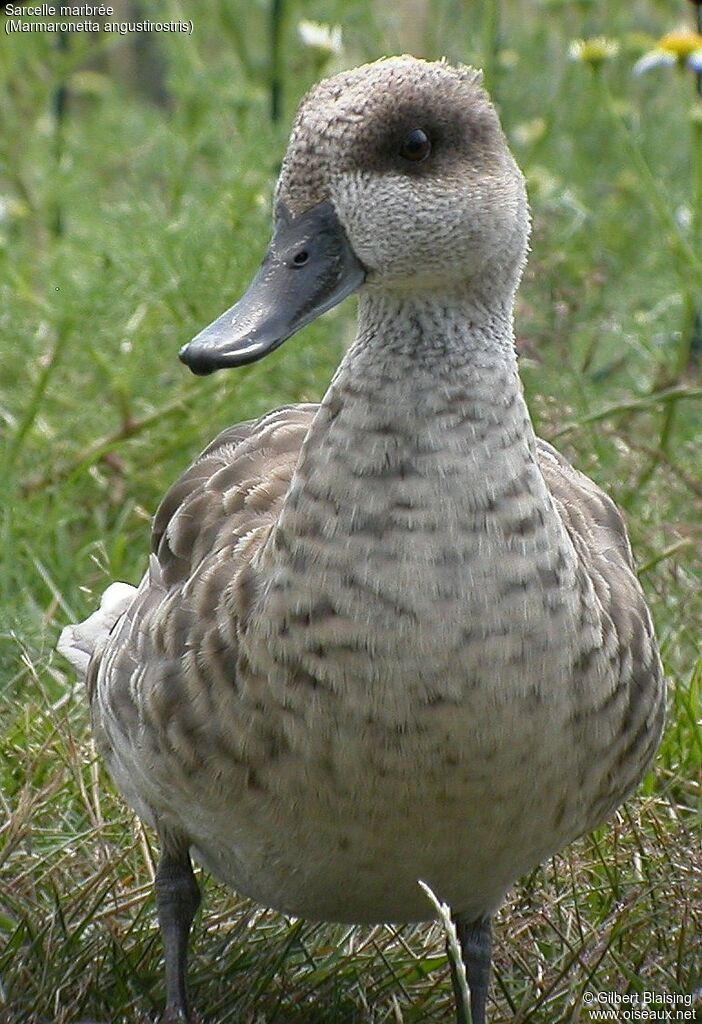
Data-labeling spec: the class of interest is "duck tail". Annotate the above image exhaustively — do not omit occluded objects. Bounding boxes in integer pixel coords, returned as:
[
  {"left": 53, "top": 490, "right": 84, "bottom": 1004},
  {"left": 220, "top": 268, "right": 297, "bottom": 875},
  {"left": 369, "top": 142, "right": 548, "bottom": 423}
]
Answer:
[{"left": 57, "top": 582, "right": 137, "bottom": 680}]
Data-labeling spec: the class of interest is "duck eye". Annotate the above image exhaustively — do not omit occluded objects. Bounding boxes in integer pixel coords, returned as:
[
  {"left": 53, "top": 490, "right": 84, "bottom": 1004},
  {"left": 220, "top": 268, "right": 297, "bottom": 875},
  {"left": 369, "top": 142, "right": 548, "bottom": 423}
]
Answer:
[{"left": 400, "top": 128, "right": 431, "bottom": 163}]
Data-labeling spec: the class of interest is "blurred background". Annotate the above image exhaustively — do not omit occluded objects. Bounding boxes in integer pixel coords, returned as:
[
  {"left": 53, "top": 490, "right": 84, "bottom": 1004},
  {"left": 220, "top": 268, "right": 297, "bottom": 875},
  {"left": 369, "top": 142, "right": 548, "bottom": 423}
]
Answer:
[{"left": 0, "top": 2, "right": 700, "bottom": 1022}]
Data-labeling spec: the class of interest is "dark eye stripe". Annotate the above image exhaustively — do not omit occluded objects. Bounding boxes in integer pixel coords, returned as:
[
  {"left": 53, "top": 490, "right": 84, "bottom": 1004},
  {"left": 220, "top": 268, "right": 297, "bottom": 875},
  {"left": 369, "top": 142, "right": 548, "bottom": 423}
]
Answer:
[{"left": 400, "top": 128, "right": 432, "bottom": 163}]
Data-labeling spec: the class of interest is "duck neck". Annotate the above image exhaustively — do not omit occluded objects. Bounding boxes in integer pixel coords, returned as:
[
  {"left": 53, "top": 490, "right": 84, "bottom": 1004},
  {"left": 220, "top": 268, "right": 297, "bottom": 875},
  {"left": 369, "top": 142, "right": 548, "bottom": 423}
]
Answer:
[
  {"left": 250, "top": 285, "right": 578, "bottom": 685},
  {"left": 280, "top": 286, "right": 537, "bottom": 518},
  {"left": 256, "top": 284, "right": 564, "bottom": 576}
]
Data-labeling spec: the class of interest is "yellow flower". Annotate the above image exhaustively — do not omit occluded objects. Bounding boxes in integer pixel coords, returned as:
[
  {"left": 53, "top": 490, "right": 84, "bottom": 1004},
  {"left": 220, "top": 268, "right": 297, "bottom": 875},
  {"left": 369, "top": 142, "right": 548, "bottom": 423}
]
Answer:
[
  {"left": 659, "top": 29, "right": 702, "bottom": 60},
  {"left": 634, "top": 29, "right": 702, "bottom": 74}
]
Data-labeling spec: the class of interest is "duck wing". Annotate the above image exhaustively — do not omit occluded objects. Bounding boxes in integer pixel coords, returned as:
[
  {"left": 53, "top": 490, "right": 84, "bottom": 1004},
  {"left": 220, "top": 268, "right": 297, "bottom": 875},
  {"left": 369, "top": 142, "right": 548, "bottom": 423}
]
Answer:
[
  {"left": 82, "top": 404, "right": 317, "bottom": 817},
  {"left": 151, "top": 403, "right": 317, "bottom": 587},
  {"left": 536, "top": 437, "right": 635, "bottom": 570},
  {"left": 536, "top": 437, "right": 664, "bottom": 809}
]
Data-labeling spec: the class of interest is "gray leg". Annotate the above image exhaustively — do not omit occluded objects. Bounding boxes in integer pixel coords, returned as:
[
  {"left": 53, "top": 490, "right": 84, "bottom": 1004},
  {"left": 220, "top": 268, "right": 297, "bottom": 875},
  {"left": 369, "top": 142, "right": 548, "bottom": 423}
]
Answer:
[
  {"left": 154, "top": 842, "right": 201, "bottom": 1023},
  {"left": 449, "top": 914, "right": 492, "bottom": 1024}
]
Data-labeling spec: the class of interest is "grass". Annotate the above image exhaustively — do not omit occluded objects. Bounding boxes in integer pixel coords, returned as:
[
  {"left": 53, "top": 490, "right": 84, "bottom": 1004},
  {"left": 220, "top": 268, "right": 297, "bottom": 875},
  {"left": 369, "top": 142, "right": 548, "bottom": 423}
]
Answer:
[{"left": 0, "top": 1, "right": 700, "bottom": 1021}]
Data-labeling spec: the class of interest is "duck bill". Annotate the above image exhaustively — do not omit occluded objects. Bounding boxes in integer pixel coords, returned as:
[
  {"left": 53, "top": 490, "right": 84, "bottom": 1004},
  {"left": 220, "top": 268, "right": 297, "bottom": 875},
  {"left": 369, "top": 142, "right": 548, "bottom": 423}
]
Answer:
[{"left": 179, "top": 200, "right": 365, "bottom": 376}]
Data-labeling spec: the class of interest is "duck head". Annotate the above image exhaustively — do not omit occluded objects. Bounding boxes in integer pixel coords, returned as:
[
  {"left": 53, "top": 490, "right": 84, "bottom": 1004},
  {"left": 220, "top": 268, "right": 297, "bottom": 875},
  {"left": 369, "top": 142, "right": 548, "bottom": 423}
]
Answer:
[{"left": 180, "top": 56, "right": 530, "bottom": 375}]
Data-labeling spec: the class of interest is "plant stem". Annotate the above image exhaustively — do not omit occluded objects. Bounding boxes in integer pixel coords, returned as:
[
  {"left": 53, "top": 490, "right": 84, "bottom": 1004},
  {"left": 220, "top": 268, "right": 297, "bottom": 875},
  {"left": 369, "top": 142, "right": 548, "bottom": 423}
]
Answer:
[
  {"left": 638, "top": 540, "right": 693, "bottom": 575},
  {"left": 20, "top": 387, "right": 212, "bottom": 495},
  {"left": 270, "top": 0, "right": 284, "bottom": 123},
  {"left": 52, "top": 27, "right": 69, "bottom": 237},
  {"left": 688, "top": 0, "right": 702, "bottom": 362},
  {"left": 548, "top": 385, "right": 702, "bottom": 439},
  {"left": 5, "top": 321, "right": 71, "bottom": 471},
  {"left": 596, "top": 77, "right": 702, "bottom": 292},
  {"left": 481, "top": 0, "right": 500, "bottom": 98}
]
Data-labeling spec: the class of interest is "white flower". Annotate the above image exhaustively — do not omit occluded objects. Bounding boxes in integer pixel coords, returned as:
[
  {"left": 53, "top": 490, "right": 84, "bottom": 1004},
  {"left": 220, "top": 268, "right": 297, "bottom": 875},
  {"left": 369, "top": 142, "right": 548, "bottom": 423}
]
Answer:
[
  {"left": 298, "top": 20, "right": 343, "bottom": 58},
  {"left": 568, "top": 37, "right": 620, "bottom": 68}
]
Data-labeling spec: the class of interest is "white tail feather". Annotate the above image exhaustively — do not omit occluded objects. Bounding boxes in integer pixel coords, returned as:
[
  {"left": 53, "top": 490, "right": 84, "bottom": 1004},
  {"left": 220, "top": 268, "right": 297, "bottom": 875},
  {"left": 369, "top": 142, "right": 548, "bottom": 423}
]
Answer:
[{"left": 57, "top": 582, "right": 137, "bottom": 679}]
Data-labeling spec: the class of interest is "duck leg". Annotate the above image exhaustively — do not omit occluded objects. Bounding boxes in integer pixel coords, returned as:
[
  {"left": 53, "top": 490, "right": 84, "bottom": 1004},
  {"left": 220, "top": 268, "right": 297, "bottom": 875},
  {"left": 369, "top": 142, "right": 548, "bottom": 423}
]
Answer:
[
  {"left": 154, "top": 841, "right": 201, "bottom": 1023},
  {"left": 449, "top": 913, "right": 492, "bottom": 1024}
]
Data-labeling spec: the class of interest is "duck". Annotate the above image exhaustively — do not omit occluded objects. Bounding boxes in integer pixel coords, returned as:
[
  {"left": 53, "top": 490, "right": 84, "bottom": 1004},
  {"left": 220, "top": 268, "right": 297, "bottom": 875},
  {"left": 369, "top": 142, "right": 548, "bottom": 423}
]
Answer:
[{"left": 58, "top": 56, "right": 665, "bottom": 1024}]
